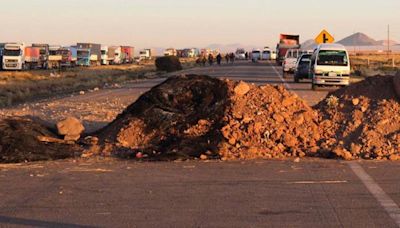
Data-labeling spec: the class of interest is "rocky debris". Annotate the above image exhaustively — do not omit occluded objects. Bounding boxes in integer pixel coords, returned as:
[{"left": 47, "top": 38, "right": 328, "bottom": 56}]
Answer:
[
  {"left": 97, "top": 75, "right": 320, "bottom": 160},
  {"left": 394, "top": 72, "right": 400, "bottom": 99},
  {"left": 56, "top": 117, "right": 85, "bottom": 141},
  {"left": 0, "top": 117, "right": 79, "bottom": 163},
  {"left": 316, "top": 75, "right": 400, "bottom": 160}
]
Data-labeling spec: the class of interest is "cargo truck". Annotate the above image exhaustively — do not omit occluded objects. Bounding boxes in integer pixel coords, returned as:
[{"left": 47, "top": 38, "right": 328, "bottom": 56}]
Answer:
[
  {"left": 276, "top": 34, "right": 300, "bottom": 65},
  {"left": 101, "top": 46, "right": 114, "bottom": 65},
  {"left": 164, "top": 48, "right": 177, "bottom": 56},
  {"left": 77, "top": 48, "right": 91, "bottom": 67},
  {"left": 59, "top": 46, "right": 77, "bottom": 67},
  {"left": 32, "top": 43, "right": 49, "bottom": 69},
  {"left": 48, "top": 45, "right": 62, "bottom": 69},
  {"left": 2, "top": 43, "right": 26, "bottom": 70},
  {"left": 77, "top": 43, "right": 101, "bottom": 66},
  {"left": 24, "top": 46, "right": 41, "bottom": 69},
  {"left": 108, "top": 46, "right": 122, "bottom": 65},
  {"left": 139, "top": 49, "right": 154, "bottom": 60},
  {"left": 0, "top": 43, "right": 5, "bottom": 70},
  {"left": 121, "top": 46, "right": 134, "bottom": 64}
]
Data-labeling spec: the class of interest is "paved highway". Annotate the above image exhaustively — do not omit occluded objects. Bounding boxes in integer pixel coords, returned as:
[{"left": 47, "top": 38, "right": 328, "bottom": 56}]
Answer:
[{"left": 1, "top": 61, "right": 400, "bottom": 227}]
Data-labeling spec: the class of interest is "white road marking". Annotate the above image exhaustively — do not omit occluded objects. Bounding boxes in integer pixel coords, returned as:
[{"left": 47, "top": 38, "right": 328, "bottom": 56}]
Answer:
[
  {"left": 287, "top": 180, "right": 348, "bottom": 184},
  {"left": 349, "top": 162, "right": 400, "bottom": 227},
  {"left": 270, "top": 63, "right": 293, "bottom": 90}
]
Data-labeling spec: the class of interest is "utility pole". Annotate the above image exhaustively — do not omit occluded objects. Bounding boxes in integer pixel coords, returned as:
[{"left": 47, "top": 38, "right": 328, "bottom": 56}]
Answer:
[{"left": 387, "top": 24, "right": 390, "bottom": 56}]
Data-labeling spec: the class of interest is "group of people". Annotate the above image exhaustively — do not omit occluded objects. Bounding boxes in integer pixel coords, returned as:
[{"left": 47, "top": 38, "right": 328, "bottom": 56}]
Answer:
[{"left": 197, "top": 53, "right": 236, "bottom": 67}]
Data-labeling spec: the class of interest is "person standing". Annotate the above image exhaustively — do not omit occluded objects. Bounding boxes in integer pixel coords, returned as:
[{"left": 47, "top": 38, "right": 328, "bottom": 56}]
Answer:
[
  {"left": 201, "top": 56, "right": 207, "bottom": 67},
  {"left": 216, "top": 53, "right": 222, "bottom": 65},
  {"left": 230, "top": 53, "right": 235, "bottom": 64},
  {"left": 245, "top": 52, "right": 249, "bottom": 60},
  {"left": 208, "top": 54, "right": 214, "bottom": 66},
  {"left": 225, "top": 54, "right": 230, "bottom": 64}
]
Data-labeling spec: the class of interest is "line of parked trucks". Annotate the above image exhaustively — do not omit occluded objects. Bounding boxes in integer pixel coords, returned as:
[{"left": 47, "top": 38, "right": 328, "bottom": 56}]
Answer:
[{"left": 0, "top": 42, "right": 138, "bottom": 70}]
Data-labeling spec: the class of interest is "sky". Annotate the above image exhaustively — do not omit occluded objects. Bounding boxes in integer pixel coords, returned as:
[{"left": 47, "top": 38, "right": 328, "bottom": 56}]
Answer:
[{"left": 0, "top": 0, "right": 399, "bottom": 50}]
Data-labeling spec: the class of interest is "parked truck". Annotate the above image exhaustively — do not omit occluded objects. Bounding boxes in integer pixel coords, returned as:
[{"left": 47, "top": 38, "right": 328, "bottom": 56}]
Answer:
[
  {"left": 0, "top": 43, "right": 5, "bottom": 70},
  {"left": 32, "top": 43, "right": 49, "bottom": 69},
  {"left": 77, "top": 48, "right": 91, "bottom": 67},
  {"left": 2, "top": 43, "right": 26, "bottom": 70},
  {"left": 59, "top": 46, "right": 77, "bottom": 68},
  {"left": 139, "top": 49, "right": 154, "bottom": 60},
  {"left": 108, "top": 46, "right": 122, "bottom": 65},
  {"left": 276, "top": 34, "right": 300, "bottom": 65},
  {"left": 101, "top": 46, "right": 114, "bottom": 65},
  {"left": 164, "top": 48, "right": 177, "bottom": 56},
  {"left": 77, "top": 43, "right": 101, "bottom": 66},
  {"left": 121, "top": 46, "right": 134, "bottom": 64},
  {"left": 24, "top": 46, "right": 41, "bottom": 69},
  {"left": 48, "top": 45, "right": 62, "bottom": 69}
]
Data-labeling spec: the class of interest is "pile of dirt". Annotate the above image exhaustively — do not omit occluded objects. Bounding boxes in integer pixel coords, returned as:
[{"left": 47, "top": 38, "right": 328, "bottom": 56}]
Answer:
[
  {"left": 0, "top": 117, "right": 79, "bottom": 163},
  {"left": 316, "top": 75, "right": 400, "bottom": 160},
  {"left": 97, "top": 75, "right": 321, "bottom": 160}
]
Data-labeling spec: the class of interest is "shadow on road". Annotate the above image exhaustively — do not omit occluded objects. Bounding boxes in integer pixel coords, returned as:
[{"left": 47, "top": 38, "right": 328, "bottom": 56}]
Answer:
[{"left": 0, "top": 215, "right": 94, "bottom": 228}]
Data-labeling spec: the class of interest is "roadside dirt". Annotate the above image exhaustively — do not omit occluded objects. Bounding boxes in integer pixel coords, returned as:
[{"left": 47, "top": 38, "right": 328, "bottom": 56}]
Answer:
[
  {"left": 316, "top": 75, "right": 400, "bottom": 160},
  {"left": 96, "top": 75, "right": 321, "bottom": 160},
  {"left": 0, "top": 117, "right": 80, "bottom": 163}
]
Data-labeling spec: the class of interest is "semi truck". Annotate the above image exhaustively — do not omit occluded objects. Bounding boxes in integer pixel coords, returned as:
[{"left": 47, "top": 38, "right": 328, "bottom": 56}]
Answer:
[
  {"left": 0, "top": 43, "right": 5, "bottom": 70},
  {"left": 108, "top": 46, "right": 122, "bottom": 64},
  {"left": 77, "top": 43, "right": 101, "bottom": 66},
  {"left": 276, "top": 34, "right": 300, "bottom": 65},
  {"left": 77, "top": 48, "right": 91, "bottom": 66},
  {"left": 24, "top": 46, "right": 41, "bottom": 69},
  {"left": 139, "top": 49, "right": 154, "bottom": 60},
  {"left": 59, "top": 46, "right": 77, "bottom": 67},
  {"left": 2, "top": 43, "right": 26, "bottom": 70},
  {"left": 101, "top": 46, "right": 114, "bottom": 65},
  {"left": 164, "top": 48, "right": 177, "bottom": 56},
  {"left": 48, "top": 45, "right": 62, "bottom": 69},
  {"left": 32, "top": 43, "right": 49, "bottom": 69},
  {"left": 121, "top": 46, "right": 134, "bottom": 64}
]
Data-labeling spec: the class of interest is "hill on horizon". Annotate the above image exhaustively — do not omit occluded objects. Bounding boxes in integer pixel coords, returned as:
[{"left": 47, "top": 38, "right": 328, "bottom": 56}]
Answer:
[{"left": 337, "top": 32, "right": 379, "bottom": 46}]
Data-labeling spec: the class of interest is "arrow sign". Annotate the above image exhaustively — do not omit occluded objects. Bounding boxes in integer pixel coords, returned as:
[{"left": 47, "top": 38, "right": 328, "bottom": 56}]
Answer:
[{"left": 315, "top": 30, "right": 335, "bottom": 44}]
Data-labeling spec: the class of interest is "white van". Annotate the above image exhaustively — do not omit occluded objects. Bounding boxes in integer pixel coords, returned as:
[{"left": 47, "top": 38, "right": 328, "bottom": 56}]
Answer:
[
  {"left": 251, "top": 49, "right": 261, "bottom": 62},
  {"left": 262, "top": 48, "right": 271, "bottom": 60},
  {"left": 310, "top": 44, "right": 350, "bottom": 90}
]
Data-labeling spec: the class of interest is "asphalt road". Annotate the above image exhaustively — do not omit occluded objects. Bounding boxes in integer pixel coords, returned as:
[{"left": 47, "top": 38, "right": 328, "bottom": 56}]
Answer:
[{"left": 1, "top": 61, "right": 400, "bottom": 227}]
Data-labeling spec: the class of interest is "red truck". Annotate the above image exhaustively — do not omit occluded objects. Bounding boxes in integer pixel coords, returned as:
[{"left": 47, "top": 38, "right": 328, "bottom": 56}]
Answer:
[
  {"left": 276, "top": 34, "right": 300, "bottom": 65},
  {"left": 121, "top": 46, "right": 134, "bottom": 64},
  {"left": 25, "top": 47, "right": 41, "bottom": 69}
]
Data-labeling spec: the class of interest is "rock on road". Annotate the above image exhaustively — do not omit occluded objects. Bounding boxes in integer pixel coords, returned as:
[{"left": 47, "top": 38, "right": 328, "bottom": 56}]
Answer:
[{"left": 1, "top": 61, "right": 400, "bottom": 227}]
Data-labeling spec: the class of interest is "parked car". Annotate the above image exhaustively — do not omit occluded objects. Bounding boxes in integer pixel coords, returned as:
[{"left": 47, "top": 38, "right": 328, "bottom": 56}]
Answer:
[
  {"left": 310, "top": 44, "right": 350, "bottom": 90},
  {"left": 235, "top": 48, "right": 246, "bottom": 60},
  {"left": 294, "top": 53, "right": 312, "bottom": 83}
]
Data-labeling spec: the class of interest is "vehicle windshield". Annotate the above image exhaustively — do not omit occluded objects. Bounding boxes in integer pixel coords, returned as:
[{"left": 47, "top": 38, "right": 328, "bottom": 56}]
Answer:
[
  {"left": 317, "top": 50, "right": 348, "bottom": 66},
  {"left": 49, "top": 50, "right": 59, "bottom": 55},
  {"left": 140, "top": 51, "right": 146, "bottom": 55},
  {"left": 77, "top": 50, "right": 89, "bottom": 57},
  {"left": 286, "top": 50, "right": 299, "bottom": 58},
  {"left": 263, "top": 51, "right": 271, "bottom": 54},
  {"left": 3, "top": 49, "right": 21, "bottom": 56},
  {"left": 101, "top": 50, "right": 106, "bottom": 55},
  {"left": 252, "top": 51, "right": 260, "bottom": 54},
  {"left": 299, "top": 55, "right": 311, "bottom": 64},
  {"left": 39, "top": 49, "right": 47, "bottom": 55}
]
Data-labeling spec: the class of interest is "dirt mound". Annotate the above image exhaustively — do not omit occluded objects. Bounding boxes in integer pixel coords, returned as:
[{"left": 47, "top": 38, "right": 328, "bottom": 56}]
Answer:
[
  {"left": 0, "top": 117, "right": 79, "bottom": 163},
  {"left": 98, "top": 75, "right": 320, "bottom": 160},
  {"left": 316, "top": 75, "right": 400, "bottom": 160}
]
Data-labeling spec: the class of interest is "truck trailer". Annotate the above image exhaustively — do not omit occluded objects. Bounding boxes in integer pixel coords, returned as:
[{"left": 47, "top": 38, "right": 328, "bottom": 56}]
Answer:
[
  {"left": 77, "top": 43, "right": 101, "bottom": 66},
  {"left": 276, "top": 34, "right": 300, "bottom": 65},
  {"left": 121, "top": 46, "right": 134, "bottom": 64},
  {"left": 24, "top": 46, "right": 41, "bottom": 69},
  {"left": 101, "top": 46, "right": 114, "bottom": 65},
  {"left": 108, "top": 46, "right": 122, "bottom": 65},
  {"left": 2, "top": 43, "right": 26, "bottom": 70}
]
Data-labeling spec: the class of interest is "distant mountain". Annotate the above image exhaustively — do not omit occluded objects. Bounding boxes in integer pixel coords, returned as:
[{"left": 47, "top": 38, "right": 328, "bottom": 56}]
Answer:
[
  {"left": 301, "top": 39, "right": 318, "bottom": 50},
  {"left": 337, "top": 32, "right": 379, "bottom": 46},
  {"left": 376, "top": 40, "right": 398, "bottom": 46}
]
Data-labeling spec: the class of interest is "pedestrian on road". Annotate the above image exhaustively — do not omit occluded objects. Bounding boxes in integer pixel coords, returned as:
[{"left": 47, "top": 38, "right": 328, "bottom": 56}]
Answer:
[
  {"left": 230, "top": 53, "right": 235, "bottom": 64},
  {"left": 245, "top": 52, "right": 249, "bottom": 60},
  {"left": 201, "top": 56, "right": 207, "bottom": 67},
  {"left": 216, "top": 53, "right": 222, "bottom": 65},
  {"left": 225, "top": 54, "right": 230, "bottom": 64},
  {"left": 208, "top": 54, "right": 214, "bottom": 66}
]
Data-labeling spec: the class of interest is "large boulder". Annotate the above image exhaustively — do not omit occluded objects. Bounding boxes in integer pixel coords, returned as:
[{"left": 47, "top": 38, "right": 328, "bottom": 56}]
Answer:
[
  {"left": 56, "top": 117, "right": 85, "bottom": 141},
  {"left": 155, "top": 56, "right": 183, "bottom": 72}
]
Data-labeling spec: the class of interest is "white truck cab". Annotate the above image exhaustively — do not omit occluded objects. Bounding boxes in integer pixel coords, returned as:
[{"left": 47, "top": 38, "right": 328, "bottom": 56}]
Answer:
[
  {"left": 310, "top": 43, "right": 350, "bottom": 90},
  {"left": 282, "top": 49, "right": 301, "bottom": 74},
  {"left": 2, "top": 43, "right": 26, "bottom": 70},
  {"left": 101, "top": 46, "right": 113, "bottom": 65},
  {"left": 251, "top": 49, "right": 261, "bottom": 62}
]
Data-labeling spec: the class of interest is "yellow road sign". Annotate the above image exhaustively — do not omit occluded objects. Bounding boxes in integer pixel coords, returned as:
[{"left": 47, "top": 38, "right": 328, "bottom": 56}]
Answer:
[{"left": 315, "top": 30, "right": 335, "bottom": 44}]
